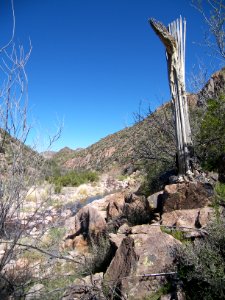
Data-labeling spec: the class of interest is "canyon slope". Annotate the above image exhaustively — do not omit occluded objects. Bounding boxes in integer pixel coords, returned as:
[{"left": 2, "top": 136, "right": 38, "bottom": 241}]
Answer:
[{"left": 50, "top": 68, "right": 225, "bottom": 174}]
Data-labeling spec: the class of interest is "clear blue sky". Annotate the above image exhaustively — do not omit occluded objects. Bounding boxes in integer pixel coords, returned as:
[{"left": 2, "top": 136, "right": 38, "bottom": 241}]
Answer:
[{"left": 0, "top": 0, "right": 223, "bottom": 151}]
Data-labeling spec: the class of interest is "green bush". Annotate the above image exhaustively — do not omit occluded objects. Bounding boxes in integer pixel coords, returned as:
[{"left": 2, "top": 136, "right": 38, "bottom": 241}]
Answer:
[
  {"left": 161, "top": 227, "right": 187, "bottom": 243},
  {"left": 143, "top": 283, "right": 172, "bottom": 300},
  {"left": 175, "top": 216, "right": 225, "bottom": 300},
  {"left": 45, "top": 227, "right": 66, "bottom": 248},
  {"left": 196, "top": 94, "right": 225, "bottom": 171},
  {"left": 215, "top": 182, "right": 225, "bottom": 200},
  {"left": 54, "top": 183, "right": 62, "bottom": 194},
  {"left": 213, "top": 182, "right": 225, "bottom": 208},
  {"left": 44, "top": 159, "right": 62, "bottom": 180},
  {"left": 139, "top": 161, "right": 175, "bottom": 196},
  {"left": 48, "top": 170, "right": 99, "bottom": 189},
  {"left": 37, "top": 261, "right": 78, "bottom": 300},
  {"left": 79, "top": 234, "right": 112, "bottom": 276}
]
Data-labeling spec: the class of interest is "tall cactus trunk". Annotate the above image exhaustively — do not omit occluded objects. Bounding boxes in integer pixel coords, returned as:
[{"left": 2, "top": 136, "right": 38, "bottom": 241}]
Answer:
[{"left": 149, "top": 17, "right": 193, "bottom": 178}]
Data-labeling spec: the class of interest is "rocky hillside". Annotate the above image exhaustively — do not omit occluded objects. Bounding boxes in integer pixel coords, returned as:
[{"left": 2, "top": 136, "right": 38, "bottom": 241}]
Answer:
[
  {"left": 48, "top": 105, "right": 176, "bottom": 174},
  {"left": 50, "top": 68, "right": 225, "bottom": 174},
  {"left": 0, "top": 129, "right": 43, "bottom": 179}
]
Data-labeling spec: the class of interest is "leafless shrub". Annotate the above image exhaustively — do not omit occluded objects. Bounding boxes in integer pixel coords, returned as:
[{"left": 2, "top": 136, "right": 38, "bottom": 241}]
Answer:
[
  {"left": 192, "top": 0, "right": 225, "bottom": 61},
  {"left": 133, "top": 103, "right": 176, "bottom": 167},
  {"left": 187, "top": 62, "right": 210, "bottom": 94},
  {"left": 132, "top": 102, "right": 177, "bottom": 193},
  {"left": 0, "top": 1, "right": 66, "bottom": 297}
]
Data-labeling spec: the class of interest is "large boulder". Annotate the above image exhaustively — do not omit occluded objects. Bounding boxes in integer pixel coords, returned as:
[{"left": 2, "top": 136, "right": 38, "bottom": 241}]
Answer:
[
  {"left": 105, "top": 236, "right": 137, "bottom": 280},
  {"left": 79, "top": 207, "right": 105, "bottom": 236},
  {"left": 161, "top": 207, "right": 214, "bottom": 230},
  {"left": 106, "top": 192, "right": 125, "bottom": 221},
  {"left": 104, "top": 236, "right": 138, "bottom": 298},
  {"left": 62, "top": 206, "right": 107, "bottom": 250},
  {"left": 74, "top": 206, "right": 106, "bottom": 237},
  {"left": 123, "top": 193, "right": 152, "bottom": 225},
  {"left": 104, "top": 225, "right": 181, "bottom": 300},
  {"left": 109, "top": 232, "right": 125, "bottom": 249},
  {"left": 162, "top": 182, "right": 213, "bottom": 213},
  {"left": 62, "top": 192, "right": 127, "bottom": 250},
  {"left": 83, "top": 191, "right": 126, "bottom": 221},
  {"left": 147, "top": 191, "right": 164, "bottom": 210}
]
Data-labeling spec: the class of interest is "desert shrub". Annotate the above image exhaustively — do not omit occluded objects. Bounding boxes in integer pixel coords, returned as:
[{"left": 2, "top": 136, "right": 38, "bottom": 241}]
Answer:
[
  {"left": 48, "top": 227, "right": 66, "bottom": 245},
  {"left": 44, "top": 159, "right": 62, "bottom": 181},
  {"left": 195, "top": 94, "right": 225, "bottom": 171},
  {"left": 175, "top": 216, "right": 225, "bottom": 300},
  {"left": 215, "top": 182, "right": 225, "bottom": 199},
  {"left": 35, "top": 261, "right": 78, "bottom": 300},
  {"left": 80, "top": 234, "right": 113, "bottom": 276},
  {"left": 117, "top": 174, "right": 128, "bottom": 181},
  {"left": 21, "top": 249, "right": 45, "bottom": 263},
  {"left": 49, "top": 170, "right": 99, "bottom": 189},
  {"left": 54, "top": 183, "right": 62, "bottom": 194},
  {"left": 211, "top": 182, "right": 225, "bottom": 210},
  {"left": 41, "top": 227, "right": 66, "bottom": 249},
  {"left": 161, "top": 227, "right": 188, "bottom": 243},
  {"left": 143, "top": 283, "right": 172, "bottom": 300},
  {"left": 139, "top": 162, "right": 175, "bottom": 196},
  {"left": 135, "top": 93, "right": 225, "bottom": 193}
]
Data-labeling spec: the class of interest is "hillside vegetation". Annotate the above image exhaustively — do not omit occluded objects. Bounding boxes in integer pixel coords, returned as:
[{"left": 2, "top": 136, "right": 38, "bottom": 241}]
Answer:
[{"left": 48, "top": 69, "right": 225, "bottom": 184}]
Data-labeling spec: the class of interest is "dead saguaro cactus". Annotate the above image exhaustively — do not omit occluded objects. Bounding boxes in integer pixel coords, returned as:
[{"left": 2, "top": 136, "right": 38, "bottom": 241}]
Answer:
[{"left": 149, "top": 17, "right": 193, "bottom": 178}]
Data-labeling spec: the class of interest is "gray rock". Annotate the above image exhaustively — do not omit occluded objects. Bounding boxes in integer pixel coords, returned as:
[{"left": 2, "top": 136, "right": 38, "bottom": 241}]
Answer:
[
  {"left": 62, "top": 273, "right": 105, "bottom": 300},
  {"left": 117, "top": 223, "right": 131, "bottom": 234},
  {"left": 25, "top": 284, "right": 44, "bottom": 300},
  {"left": 109, "top": 232, "right": 125, "bottom": 249},
  {"left": 160, "top": 294, "right": 172, "bottom": 300},
  {"left": 147, "top": 191, "right": 164, "bottom": 210}
]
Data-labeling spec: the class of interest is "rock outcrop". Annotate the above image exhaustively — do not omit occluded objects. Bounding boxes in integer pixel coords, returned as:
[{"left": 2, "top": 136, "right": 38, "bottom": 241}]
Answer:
[
  {"left": 105, "top": 225, "right": 181, "bottom": 300},
  {"left": 104, "top": 236, "right": 138, "bottom": 296},
  {"left": 63, "top": 206, "right": 107, "bottom": 250},
  {"left": 122, "top": 193, "right": 151, "bottom": 225},
  {"left": 161, "top": 207, "right": 213, "bottom": 228},
  {"left": 198, "top": 68, "right": 225, "bottom": 106},
  {"left": 162, "top": 182, "right": 213, "bottom": 213},
  {"left": 62, "top": 176, "right": 217, "bottom": 299}
]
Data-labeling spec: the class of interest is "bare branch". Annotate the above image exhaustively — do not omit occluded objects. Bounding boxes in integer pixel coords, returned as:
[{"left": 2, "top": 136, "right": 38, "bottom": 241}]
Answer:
[
  {"left": 0, "top": 0, "right": 15, "bottom": 52},
  {"left": 191, "top": 0, "right": 225, "bottom": 60}
]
